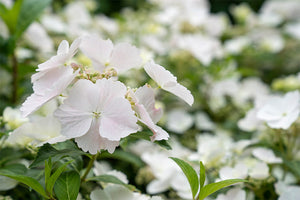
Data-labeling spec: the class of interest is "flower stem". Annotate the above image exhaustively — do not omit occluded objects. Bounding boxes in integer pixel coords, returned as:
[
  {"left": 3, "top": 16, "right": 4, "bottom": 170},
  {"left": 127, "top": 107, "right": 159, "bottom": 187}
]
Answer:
[{"left": 81, "top": 153, "right": 98, "bottom": 182}]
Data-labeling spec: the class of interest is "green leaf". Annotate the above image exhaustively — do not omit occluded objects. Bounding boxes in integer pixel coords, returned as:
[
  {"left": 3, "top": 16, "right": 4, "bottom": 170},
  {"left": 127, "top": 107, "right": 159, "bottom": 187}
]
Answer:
[
  {"left": 54, "top": 171, "right": 80, "bottom": 200},
  {"left": 15, "top": 0, "right": 52, "bottom": 38},
  {"left": 98, "top": 150, "right": 144, "bottom": 168},
  {"left": 284, "top": 160, "right": 300, "bottom": 178},
  {"left": 198, "top": 179, "right": 248, "bottom": 200},
  {"left": 199, "top": 161, "right": 205, "bottom": 189},
  {"left": 0, "top": 0, "right": 23, "bottom": 34},
  {"left": 44, "top": 158, "right": 52, "bottom": 193},
  {"left": 170, "top": 157, "right": 199, "bottom": 199},
  {"left": 86, "top": 174, "right": 137, "bottom": 191},
  {"left": 0, "top": 167, "right": 48, "bottom": 198},
  {"left": 46, "top": 160, "right": 73, "bottom": 197},
  {"left": 30, "top": 143, "right": 86, "bottom": 168}
]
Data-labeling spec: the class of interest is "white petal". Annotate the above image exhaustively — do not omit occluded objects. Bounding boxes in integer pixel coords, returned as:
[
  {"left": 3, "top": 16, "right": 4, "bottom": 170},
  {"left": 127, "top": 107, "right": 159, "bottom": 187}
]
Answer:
[
  {"left": 144, "top": 61, "right": 193, "bottom": 105},
  {"left": 100, "top": 97, "right": 139, "bottom": 141},
  {"left": 135, "top": 85, "right": 163, "bottom": 123},
  {"left": 68, "top": 37, "right": 81, "bottom": 58},
  {"left": 164, "top": 83, "right": 194, "bottom": 106},
  {"left": 57, "top": 40, "right": 69, "bottom": 55},
  {"left": 55, "top": 104, "right": 93, "bottom": 138},
  {"left": 147, "top": 179, "right": 171, "bottom": 194},
  {"left": 36, "top": 54, "right": 68, "bottom": 72},
  {"left": 135, "top": 104, "right": 169, "bottom": 141},
  {"left": 80, "top": 35, "right": 113, "bottom": 72},
  {"left": 90, "top": 189, "right": 111, "bottom": 200},
  {"left": 75, "top": 120, "right": 119, "bottom": 154},
  {"left": 144, "top": 60, "right": 177, "bottom": 87},
  {"left": 22, "top": 67, "right": 78, "bottom": 117},
  {"left": 110, "top": 43, "right": 142, "bottom": 73}
]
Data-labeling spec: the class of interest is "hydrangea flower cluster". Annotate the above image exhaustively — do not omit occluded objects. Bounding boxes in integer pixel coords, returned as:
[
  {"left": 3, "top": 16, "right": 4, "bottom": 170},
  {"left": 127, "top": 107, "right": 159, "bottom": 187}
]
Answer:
[{"left": 20, "top": 35, "right": 194, "bottom": 154}]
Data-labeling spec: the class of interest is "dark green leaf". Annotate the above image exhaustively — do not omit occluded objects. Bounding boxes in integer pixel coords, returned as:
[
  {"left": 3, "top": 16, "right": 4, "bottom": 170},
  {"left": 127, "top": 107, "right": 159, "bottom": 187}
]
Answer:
[
  {"left": 0, "top": 167, "right": 48, "bottom": 198},
  {"left": 46, "top": 160, "right": 73, "bottom": 197},
  {"left": 86, "top": 174, "right": 137, "bottom": 191},
  {"left": 199, "top": 161, "right": 205, "bottom": 189},
  {"left": 15, "top": 0, "right": 52, "bottom": 38},
  {"left": 170, "top": 157, "right": 199, "bottom": 199},
  {"left": 198, "top": 179, "right": 248, "bottom": 200},
  {"left": 98, "top": 150, "right": 144, "bottom": 168},
  {"left": 30, "top": 143, "right": 86, "bottom": 168},
  {"left": 54, "top": 171, "right": 80, "bottom": 200},
  {"left": 284, "top": 160, "right": 300, "bottom": 178}
]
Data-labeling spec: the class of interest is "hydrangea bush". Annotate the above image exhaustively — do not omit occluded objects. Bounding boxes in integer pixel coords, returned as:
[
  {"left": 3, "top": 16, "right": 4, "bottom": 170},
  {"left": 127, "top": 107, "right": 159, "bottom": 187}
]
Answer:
[{"left": 1, "top": 0, "right": 300, "bottom": 199}]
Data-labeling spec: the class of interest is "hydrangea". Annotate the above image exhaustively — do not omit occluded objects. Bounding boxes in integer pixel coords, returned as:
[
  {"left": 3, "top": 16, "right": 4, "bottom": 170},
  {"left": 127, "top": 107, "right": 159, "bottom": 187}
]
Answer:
[{"left": 257, "top": 91, "right": 300, "bottom": 129}]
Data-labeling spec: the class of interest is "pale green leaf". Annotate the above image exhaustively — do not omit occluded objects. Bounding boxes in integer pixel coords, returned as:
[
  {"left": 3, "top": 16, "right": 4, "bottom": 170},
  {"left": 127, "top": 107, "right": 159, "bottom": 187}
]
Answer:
[
  {"left": 198, "top": 179, "right": 248, "bottom": 200},
  {"left": 199, "top": 161, "right": 205, "bottom": 189},
  {"left": 170, "top": 157, "right": 199, "bottom": 199}
]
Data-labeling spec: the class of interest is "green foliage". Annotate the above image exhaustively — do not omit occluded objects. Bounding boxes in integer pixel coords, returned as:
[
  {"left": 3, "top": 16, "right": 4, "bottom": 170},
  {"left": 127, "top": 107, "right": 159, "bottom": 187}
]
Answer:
[
  {"left": 54, "top": 171, "right": 80, "bottom": 200},
  {"left": 171, "top": 157, "right": 247, "bottom": 200},
  {"left": 30, "top": 142, "right": 86, "bottom": 168},
  {"left": 45, "top": 159, "right": 74, "bottom": 198},
  {"left": 198, "top": 179, "right": 248, "bottom": 200},
  {"left": 87, "top": 174, "right": 138, "bottom": 191},
  {"left": 199, "top": 161, "right": 205, "bottom": 189},
  {"left": 170, "top": 157, "right": 199, "bottom": 199},
  {"left": 0, "top": 0, "right": 52, "bottom": 40},
  {"left": 0, "top": 164, "right": 48, "bottom": 198}
]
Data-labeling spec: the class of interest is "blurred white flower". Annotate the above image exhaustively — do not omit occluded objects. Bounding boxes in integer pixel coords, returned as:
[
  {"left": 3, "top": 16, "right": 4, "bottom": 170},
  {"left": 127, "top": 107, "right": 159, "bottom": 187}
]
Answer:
[
  {"left": 278, "top": 186, "right": 300, "bottom": 200},
  {"left": 248, "top": 161, "right": 269, "bottom": 180},
  {"left": 252, "top": 147, "right": 282, "bottom": 164},
  {"left": 257, "top": 91, "right": 300, "bottom": 129},
  {"left": 80, "top": 35, "right": 142, "bottom": 73},
  {"left": 219, "top": 162, "right": 248, "bottom": 180},
  {"left": 6, "top": 115, "right": 64, "bottom": 147},
  {"left": 166, "top": 109, "right": 193, "bottom": 134},
  {"left": 93, "top": 161, "right": 128, "bottom": 184},
  {"left": 176, "top": 34, "right": 223, "bottom": 66},
  {"left": 54, "top": 79, "right": 139, "bottom": 154},
  {"left": 3, "top": 107, "right": 28, "bottom": 130},
  {"left": 285, "top": 22, "right": 300, "bottom": 40},
  {"left": 216, "top": 187, "right": 246, "bottom": 200},
  {"left": 91, "top": 185, "right": 163, "bottom": 200},
  {"left": 24, "top": 22, "right": 54, "bottom": 54},
  {"left": 144, "top": 60, "right": 194, "bottom": 106},
  {"left": 195, "top": 112, "right": 215, "bottom": 131},
  {"left": 189, "top": 133, "right": 233, "bottom": 167},
  {"left": 41, "top": 15, "right": 66, "bottom": 34},
  {"left": 224, "top": 36, "right": 250, "bottom": 55}
]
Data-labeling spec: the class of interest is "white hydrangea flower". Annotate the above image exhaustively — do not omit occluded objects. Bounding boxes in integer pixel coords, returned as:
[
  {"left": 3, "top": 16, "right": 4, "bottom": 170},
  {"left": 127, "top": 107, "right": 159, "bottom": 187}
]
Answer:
[
  {"left": 219, "top": 163, "right": 248, "bottom": 180},
  {"left": 90, "top": 185, "right": 163, "bottom": 200},
  {"left": 129, "top": 85, "right": 169, "bottom": 141},
  {"left": 248, "top": 161, "right": 269, "bottom": 180},
  {"left": 80, "top": 35, "right": 142, "bottom": 73},
  {"left": 54, "top": 79, "right": 139, "bottom": 154},
  {"left": 166, "top": 109, "right": 194, "bottom": 134},
  {"left": 3, "top": 107, "right": 28, "bottom": 130},
  {"left": 6, "top": 115, "right": 64, "bottom": 147},
  {"left": 93, "top": 161, "right": 128, "bottom": 184},
  {"left": 21, "top": 38, "right": 81, "bottom": 117},
  {"left": 257, "top": 91, "right": 300, "bottom": 129},
  {"left": 216, "top": 187, "right": 246, "bottom": 200},
  {"left": 252, "top": 147, "right": 282, "bottom": 164},
  {"left": 144, "top": 60, "right": 194, "bottom": 106}
]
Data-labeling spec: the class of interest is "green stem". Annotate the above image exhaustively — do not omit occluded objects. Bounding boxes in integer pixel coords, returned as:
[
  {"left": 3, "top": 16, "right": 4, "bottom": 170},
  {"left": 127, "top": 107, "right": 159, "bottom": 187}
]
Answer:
[{"left": 81, "top": 153, "right": 98, "bottom": 182}]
